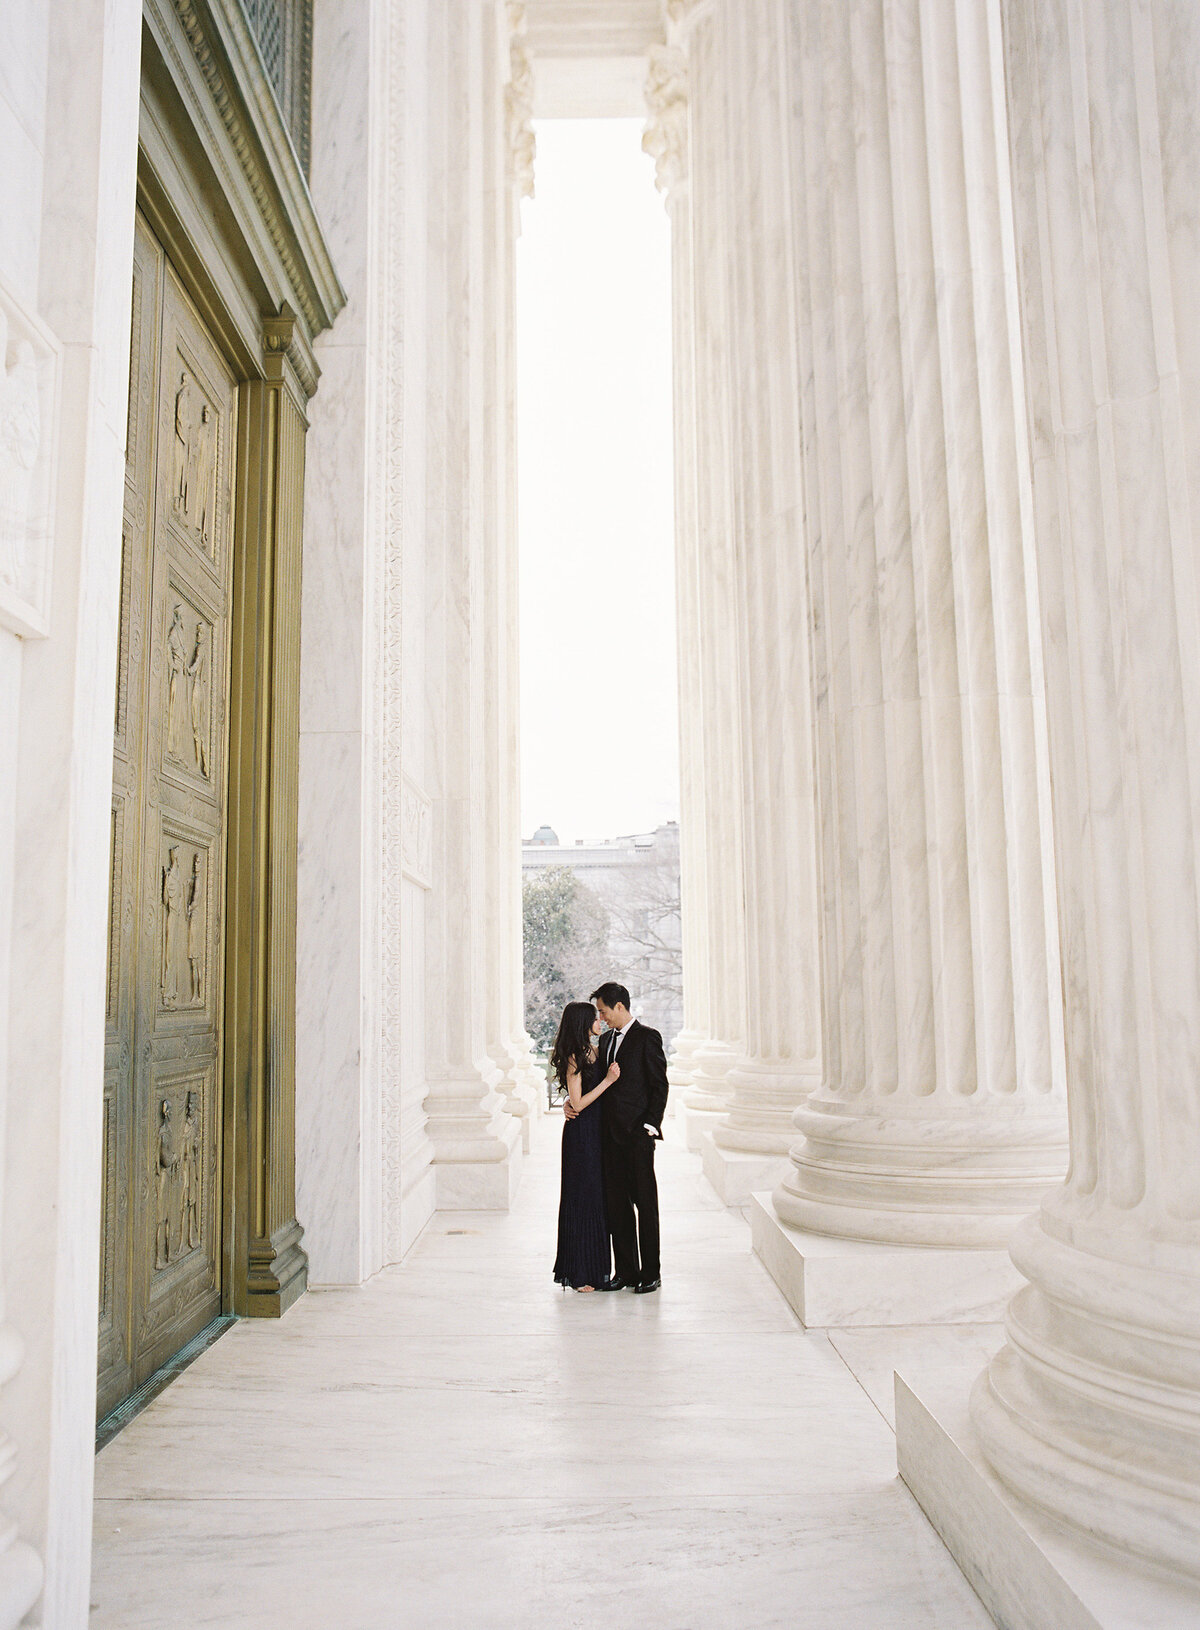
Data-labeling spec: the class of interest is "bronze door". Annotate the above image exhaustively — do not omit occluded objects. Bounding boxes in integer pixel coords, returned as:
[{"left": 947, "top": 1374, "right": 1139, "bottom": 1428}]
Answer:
[{"left": 99, "top": 214, "right": 237, "bottom": 1420}]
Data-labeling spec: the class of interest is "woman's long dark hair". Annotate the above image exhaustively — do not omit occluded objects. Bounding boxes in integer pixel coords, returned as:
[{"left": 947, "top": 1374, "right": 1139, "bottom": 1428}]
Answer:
[{"left": 549, "top": 1001, "right": 597, "bottom": 1089}]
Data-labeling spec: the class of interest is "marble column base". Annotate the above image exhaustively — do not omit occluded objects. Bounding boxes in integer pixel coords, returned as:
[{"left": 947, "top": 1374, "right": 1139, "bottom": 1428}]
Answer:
[
  {"left": 678, "top": 1101, "right": 727, "bottom": 1153},
  {"left": 498, "top": 1082, "right": 538, "bottom": 1153},
  {"left": 700, "top": 1135, "right": 790, "bottom": 1206},
  {"left": 433, "top": 1131, "right": 522, "bottom": 1210},
  {"left": 895, "top": 1361, "right": 1200, "bottom": 1630},
  {"left": 666, "top": 1029, "right": 706, "bottom": 1097},
  {"left": 749, "top": 1194, "right": 1023, "bottom": 1327}
]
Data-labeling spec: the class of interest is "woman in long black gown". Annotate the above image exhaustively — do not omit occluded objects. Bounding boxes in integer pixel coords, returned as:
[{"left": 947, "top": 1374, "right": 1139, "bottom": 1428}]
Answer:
[{"left": 551, "top": 1001, "right": 620, "bottom": 1292}]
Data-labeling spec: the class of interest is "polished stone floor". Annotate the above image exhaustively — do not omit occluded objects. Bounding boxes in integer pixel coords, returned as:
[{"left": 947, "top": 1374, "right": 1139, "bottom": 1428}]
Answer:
[{"left": 90, "top": 1115, "right": 992, "bottom": 1628}]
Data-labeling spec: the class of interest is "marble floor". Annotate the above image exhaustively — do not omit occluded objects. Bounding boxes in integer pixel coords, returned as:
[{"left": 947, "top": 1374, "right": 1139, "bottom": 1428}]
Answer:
[{"left": 90, "top": 1116, "right": 994, "bottom": 1628}]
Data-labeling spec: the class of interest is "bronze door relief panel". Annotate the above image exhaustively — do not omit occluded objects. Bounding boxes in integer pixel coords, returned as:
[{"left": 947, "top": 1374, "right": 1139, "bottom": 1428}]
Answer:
[{"left": 100, "top": 214, "right": 237, "bottom": 1420}]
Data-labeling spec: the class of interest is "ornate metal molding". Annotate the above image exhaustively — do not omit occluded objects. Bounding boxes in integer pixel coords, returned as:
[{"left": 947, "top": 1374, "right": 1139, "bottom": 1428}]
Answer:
[
  {"left": 262, "top": 304, "right": 320, "bottom": 399},
  {"left": 240, "top": 0, "right": 312, "bottom": 174},
  {"left": 643, "top": 43, "right": 688, "bottom": 200},
  {"left": 154, "top": 0, "right": 345, "bottom": 339}
]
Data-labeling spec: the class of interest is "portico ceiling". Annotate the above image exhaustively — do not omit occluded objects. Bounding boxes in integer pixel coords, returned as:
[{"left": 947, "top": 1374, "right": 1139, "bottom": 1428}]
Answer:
[
  {"left": 524, "top": 0, "right": 666, "bottom": 58},
  {"left": 524, "top": 1, "right": 665, "bottom": 118}
]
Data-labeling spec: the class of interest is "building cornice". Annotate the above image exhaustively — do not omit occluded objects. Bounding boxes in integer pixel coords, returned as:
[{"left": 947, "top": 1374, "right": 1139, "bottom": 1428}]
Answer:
[{"left": 145, "top": 0, "right": 346, "bottom": 343}]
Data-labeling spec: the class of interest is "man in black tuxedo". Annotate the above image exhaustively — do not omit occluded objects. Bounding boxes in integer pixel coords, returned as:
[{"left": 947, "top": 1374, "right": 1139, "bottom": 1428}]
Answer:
[{"left": 589, "top": 981, "right": 669, "bottom": 1293}]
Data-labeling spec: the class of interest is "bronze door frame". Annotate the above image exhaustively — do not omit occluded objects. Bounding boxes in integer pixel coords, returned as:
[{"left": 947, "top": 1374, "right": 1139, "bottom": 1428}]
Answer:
[{"left": 134, "top": 162, "right": 312, "bottom": 1329}]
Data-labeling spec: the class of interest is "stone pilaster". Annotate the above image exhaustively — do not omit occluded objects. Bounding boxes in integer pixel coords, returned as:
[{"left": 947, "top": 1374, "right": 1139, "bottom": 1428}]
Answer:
[
  {"left": 757, "top": 0, "right": 1065, "bottom": 1304},
  {"left": 964, "top": 0, "right": 1200, "bottom": 1578}
]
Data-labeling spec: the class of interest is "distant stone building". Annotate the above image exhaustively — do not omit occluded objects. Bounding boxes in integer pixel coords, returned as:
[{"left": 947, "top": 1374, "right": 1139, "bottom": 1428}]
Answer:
[{"left": 522, "top": 822, "right": 683, "bottom": 1042}]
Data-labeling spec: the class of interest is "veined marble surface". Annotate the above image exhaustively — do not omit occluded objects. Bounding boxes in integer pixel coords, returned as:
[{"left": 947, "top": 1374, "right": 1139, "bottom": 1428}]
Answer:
[{"left": 92, "top": 1117, "right": 991, "bottom": 1628}]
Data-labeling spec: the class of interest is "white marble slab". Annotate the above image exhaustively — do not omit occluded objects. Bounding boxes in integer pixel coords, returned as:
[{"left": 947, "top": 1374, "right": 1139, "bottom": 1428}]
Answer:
[
  {"left": 751, "top": 1195, "right": 1025, "bottom": 1327},
  {"left": 92, "top": 1119, "right": 992, "bottom": 1628},
  {"left": 896, "top": 1360, "right": 1200, "bottom": 1630},
  {"left": 91, "top": 1488, "right": 992, "bottom": 1630}
]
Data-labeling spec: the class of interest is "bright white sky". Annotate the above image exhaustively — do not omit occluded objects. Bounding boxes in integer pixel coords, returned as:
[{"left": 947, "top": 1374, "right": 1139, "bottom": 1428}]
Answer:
[{"left": 516, "top": 119, "right": 678, "bottom": 845}]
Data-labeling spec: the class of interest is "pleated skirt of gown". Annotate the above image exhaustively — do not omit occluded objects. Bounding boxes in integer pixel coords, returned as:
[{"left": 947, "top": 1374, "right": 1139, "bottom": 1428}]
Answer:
[{"left": 553, "top": 1097, "right": 611, "bottom": 1289}]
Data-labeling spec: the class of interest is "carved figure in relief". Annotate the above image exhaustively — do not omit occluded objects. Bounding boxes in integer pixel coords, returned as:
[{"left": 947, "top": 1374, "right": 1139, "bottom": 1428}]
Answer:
[
  {"left": 186, "top": 852, "right": 204, "bottom": 1003},
  {"left": 173, "top": 370, "right": 201, "bottom": 519},
  {"left": 155, "top": 1098, "right": 180, "bottom": 1269},
  {"left": 187, "top": 621, "right": 209, "bottom": 774},
  {"left": 195, "top": 404, "right": 215, "bottom": 545},
  {"left": 161, "top": 846, "right": 183, "bottom": 1006},
  {"left": 0, "top": 307, "right": 41, "bottom": 591},
  {"left": 180, "top": 1090, "right": 201, "bottom": 1251},
  {"left": 166, "top": 605, "right": 189, "bottom": 758}
]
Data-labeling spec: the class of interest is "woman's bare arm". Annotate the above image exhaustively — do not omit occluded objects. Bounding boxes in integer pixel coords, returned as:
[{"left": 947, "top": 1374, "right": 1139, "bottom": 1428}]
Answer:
[{"left": 566, "top": 1060, "right": 620, "bottom": 1113}]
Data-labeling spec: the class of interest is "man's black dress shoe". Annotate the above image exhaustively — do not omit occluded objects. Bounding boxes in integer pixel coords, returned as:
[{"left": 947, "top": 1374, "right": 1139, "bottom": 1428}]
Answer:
[
  {"left": 634, "top": 1278, "right": 661, "bottom": 1294},
  {"left": 599, "top": 1277, "right": 635, "bottom": 1292}
]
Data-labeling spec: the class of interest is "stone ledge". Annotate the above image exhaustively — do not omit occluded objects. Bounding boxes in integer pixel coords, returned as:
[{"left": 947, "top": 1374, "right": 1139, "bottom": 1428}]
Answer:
[
  {"left": 749, "top": 1193, "right": 1024, "bottom": 1326},
  {"left": 700, "top": 1136, "right": 791, "bottom": 1206},
  {"left": 895, "top": 1363, "right": 1200, "bottom": 1630}
]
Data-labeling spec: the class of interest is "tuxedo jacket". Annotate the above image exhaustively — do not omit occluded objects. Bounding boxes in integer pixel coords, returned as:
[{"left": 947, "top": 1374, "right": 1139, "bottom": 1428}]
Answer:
[{"left": 601, "top": 1020, "right": 669, "bottom": 1139}]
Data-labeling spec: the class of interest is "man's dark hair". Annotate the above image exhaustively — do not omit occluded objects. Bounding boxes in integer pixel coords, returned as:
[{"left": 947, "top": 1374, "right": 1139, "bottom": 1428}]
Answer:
[{"left": 590, "top": 982, "right": 631, "bottom": 1010}]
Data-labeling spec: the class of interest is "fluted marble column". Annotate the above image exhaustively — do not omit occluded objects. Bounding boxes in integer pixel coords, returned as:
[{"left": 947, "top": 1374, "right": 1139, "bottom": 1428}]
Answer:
[
  {"left": 501, "top": 4, "right": 548, "bottom": 1119},
  {"left": 969, "top": 0, "right": 1200, "bottom": 1576},
  {"left": 687, "top": 1, "right": 821, "bottom": 1195},
  {"left": 482, "top": 0, "right": 540, "bottom": 1144},
  {"left": 670, "top": 1, "right": 750, "bottom": 1150},
  {"left": 644, "top": 42, "right": 711, "bottom": 1101},
  {"left": 423, "top": 0, "right": 521, "bottom": 1209},
  {"left": 768, "top": 0, "right": 1066, "bottom": 1252}
]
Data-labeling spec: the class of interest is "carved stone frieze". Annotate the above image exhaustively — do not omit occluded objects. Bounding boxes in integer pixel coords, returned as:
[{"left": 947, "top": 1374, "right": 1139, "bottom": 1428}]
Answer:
[
  {"left": 0, "top": 278, "right": 59, "bottom": 638},
  {"left": 643, "top": 44, "right": 688, "bottom": 200},
  {"left": 505, "top": 1, "right": 536, "bottom": 201},
  {"left": 665, "top": 0, "right": 708, "bottom": 28}
]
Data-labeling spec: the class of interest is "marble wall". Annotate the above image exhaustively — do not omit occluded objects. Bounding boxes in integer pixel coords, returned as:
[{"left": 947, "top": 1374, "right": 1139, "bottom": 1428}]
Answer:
[
  {"left": 297, "top": 0, "right": 537, "bottom": 1274},
  {"left": 298, "top": 0, "right": 390, "bottom": 1286},
  {"left": 0, "top": 0, "right": 143, "bottom": 1622}
]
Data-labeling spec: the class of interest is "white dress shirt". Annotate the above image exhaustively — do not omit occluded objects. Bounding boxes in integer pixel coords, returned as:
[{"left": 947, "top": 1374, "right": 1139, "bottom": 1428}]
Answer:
[
  {"left": 608, "top": 1019, "right": 660, "bottom": 1137},
  {"left": 608, "top": 1018, "right": 635, "bottom": 1060}
]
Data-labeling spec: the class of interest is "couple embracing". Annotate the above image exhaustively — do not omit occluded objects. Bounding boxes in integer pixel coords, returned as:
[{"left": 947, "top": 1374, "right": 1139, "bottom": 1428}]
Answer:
[{"left": 551, "top": 981, "right": 669, "bottom": 1295}]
